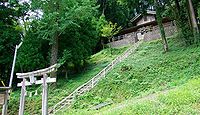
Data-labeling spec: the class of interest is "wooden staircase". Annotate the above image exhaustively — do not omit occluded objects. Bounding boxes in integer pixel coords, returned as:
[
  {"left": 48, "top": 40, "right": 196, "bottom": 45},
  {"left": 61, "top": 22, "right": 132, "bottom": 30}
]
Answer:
[{"left": 49, "top": 41, "right": 142, "bottom": 114}]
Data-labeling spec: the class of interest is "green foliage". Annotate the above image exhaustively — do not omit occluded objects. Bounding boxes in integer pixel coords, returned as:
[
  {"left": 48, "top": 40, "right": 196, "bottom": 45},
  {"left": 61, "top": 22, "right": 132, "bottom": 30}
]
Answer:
[
  {"left": 0, "top": 1, "right": 21, "bottom": 84},
  {"left": 2, "top": 0, "right": 200, "bottom": 114},
  {"left": 155, "top": 0, "right": 169, "bottom": 52},
  {"left": 58, "top": 50, "right": 71, "bottom": 66},
  {"left": 61, "top": 37, "right": 200, "bottom": 114},
  {"left": 8, "top": 46, "right": 128, "bottom": 114},
  {"left": 30, "top": 0, "right": 103, "bottom": 72},
  {"left": 13, "top": 0, "right": 107, "bottom": 77},
  {"left": 96, "top": 15, "right": 108, "bottom": 35},
  {"left": 168, "top": 0, "right": 200, "bottom": 45},
  {"left": 101, "top": 22, "right": 121, "bottom": 40},
  {"left": 97, "top": 0, "right": 137, "bottom": 27},
  {"left": 120, "top": 64, "right": 132, "bottom": 72},
  {"left": 198, "top": 6, "right": 200, "bottom": 17},
  {"left": 102, "top": 78, "right": 200, "bottom": 115},
  {"left": 16, "top": 29, "right": 48, "bottom": 72}
]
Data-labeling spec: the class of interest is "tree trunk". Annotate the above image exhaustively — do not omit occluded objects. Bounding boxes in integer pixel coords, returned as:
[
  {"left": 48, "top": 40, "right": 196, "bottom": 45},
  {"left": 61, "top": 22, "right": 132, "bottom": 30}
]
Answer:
[
  {"left": 188, "top": 0, "right": 199, "bottom": 34},
  {"left": 175, "top": 0, "right": 181, "bottom": 15},
  {"left": 174, "top": 0, "right": 182, "bottom": 32},
  {"left": 101, "top": 38, "right": 105, "bottom": 49},
  {"left": 186, "top": 2, "right": 193, "bottom": 31},
  {"left": 65, "top": 70, "right": 68, "bottom": 80},
  {"left": 50, "top": 38, "right": 58, "bottom": 66},
  {"left": 109, "top": 37, "right": 113, "bottom": 55},
  {"left": 174, "top": 0, "right": 191, "bottom": 45},
  {"left": 155, "top": 0, "right": 169, "bottom": 52},
  {"left": 50, "top": 1, "right": 60, "bottom": 80},
  {"left": 50, "top": 33, "right": 59, "bottom": 79},
  {"left": 102, "top": 0, "right": 107, "bottom": 15}
]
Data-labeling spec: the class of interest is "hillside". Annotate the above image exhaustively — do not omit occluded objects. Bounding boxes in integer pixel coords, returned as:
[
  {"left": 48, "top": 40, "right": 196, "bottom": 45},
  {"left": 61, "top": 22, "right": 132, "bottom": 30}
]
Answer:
[
  {"left": 100, "top": 78, "right": 200, "bottom": 114},
  {"left": 62, "top": 77, "right": 200, "bottom": 115},
  {"left": 7, "top": 47, "right": 128, "bottom": 115},
  {"left": 1, "top": 0, "right": 200, "bottom": 115},
  {"left": 58, "top": 37, "right": 200, "bottom": 114}
]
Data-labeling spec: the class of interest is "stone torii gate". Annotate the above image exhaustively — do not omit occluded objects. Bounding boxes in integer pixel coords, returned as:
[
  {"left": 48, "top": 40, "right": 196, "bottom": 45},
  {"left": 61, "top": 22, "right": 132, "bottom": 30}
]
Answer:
[{"left": 16, "top": 64, "right": 59, "bottom": 115}]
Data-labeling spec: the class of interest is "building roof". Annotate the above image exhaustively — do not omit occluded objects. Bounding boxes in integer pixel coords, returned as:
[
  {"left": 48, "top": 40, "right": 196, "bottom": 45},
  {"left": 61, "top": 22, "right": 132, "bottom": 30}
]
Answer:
[
  {"left": 130, "top": 10, "right": 156, "bottom": 23},
  {"left": 116, "top": 17, "right": 171, "bottom": 36}
]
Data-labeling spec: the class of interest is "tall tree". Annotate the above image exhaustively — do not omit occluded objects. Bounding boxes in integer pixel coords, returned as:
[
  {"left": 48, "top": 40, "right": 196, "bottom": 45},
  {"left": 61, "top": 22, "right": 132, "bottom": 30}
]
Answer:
[
  {"left": 33, "top": 0, "right": 80, "bottom": 78},
  {"left": 30, "top": 0, "right": 102, "bottom": 77},
  {"left": 101, "top": 21, "right": 121, "bottom": 53},
  {"left": 0, "top": 1, "right": 21, "bottom": 85},
  {"left": 188, "top": 0, "right": 199, "bottom": 33},
  {"left": 155, "top": 0, "right": 169, "bottom": 52},
  {"left": 168, "top": 0, "right": 194, "bottom": 45}
]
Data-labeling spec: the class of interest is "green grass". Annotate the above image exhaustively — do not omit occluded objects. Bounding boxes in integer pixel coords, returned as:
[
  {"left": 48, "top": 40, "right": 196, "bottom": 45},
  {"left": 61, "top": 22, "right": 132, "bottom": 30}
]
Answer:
[
  {"left": 59, "top": 38, "right": 200, "bottom": 114},
  {"left": 100, "top": 78, "right": 200, "bottom": 115},
  {"left": 57, "top": 78, "right": 200, "bottom": 115},
  {"left": 8, "top": 46, "right": 128, "bottom": 115}
]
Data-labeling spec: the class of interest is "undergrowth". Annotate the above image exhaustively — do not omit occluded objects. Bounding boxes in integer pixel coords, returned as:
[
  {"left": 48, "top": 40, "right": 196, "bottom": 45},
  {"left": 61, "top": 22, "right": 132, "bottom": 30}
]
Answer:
[
  {"left": 101, "top": 78, "right": 200, "bottom": 115},
  {"left": 8, "top": 46, "right": 128, "bottom": 115},
  {"left": 60, "top": 38, "right": 200, "bottom": 114}
]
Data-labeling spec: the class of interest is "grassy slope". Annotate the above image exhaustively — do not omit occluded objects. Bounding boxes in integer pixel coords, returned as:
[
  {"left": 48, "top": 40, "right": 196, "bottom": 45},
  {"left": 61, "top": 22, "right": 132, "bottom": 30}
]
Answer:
[
  {"left": 62, "top": 78, "right": 200, "bottom": 115},
  {"left": 60, "top": 38, "right": 200, "bottom": 114},
  {"left": 111, "top": 78, "right": 200, "bottom": 115},
  {"left": 8, "top": 47, "right": 128, "bottom": 115}
]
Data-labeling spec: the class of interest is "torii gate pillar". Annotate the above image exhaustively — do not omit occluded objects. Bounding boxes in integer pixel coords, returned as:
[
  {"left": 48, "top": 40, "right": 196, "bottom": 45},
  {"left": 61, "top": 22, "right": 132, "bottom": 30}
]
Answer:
[{"left": 42, "top": 74, "right": 48, "bottom": 115}]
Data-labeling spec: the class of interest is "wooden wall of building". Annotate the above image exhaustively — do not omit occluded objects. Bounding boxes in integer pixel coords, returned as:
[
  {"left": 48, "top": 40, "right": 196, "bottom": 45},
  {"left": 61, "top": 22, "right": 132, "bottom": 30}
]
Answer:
[{"left": 107, "top": 21, "right": 177, "bottom": 48}]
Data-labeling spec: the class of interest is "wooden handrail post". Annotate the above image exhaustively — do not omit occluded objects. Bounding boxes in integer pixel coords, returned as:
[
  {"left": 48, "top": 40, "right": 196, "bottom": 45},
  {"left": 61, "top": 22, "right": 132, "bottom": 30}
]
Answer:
[
  {"left": 91, "top": 79, "right": 94, "bottom": 88},
  {"left": 103, "top": 69, "right": 106, "bottom": 77},
  {"left": 111, "top": 61, "right": 114, "bottom": 69}
]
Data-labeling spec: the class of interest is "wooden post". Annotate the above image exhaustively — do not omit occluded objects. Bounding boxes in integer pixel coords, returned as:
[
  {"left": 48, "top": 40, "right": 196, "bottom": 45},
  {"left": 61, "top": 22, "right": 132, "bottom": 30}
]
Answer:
[
  {"left": 2, "top": 91, "right": 8, "bottom": 115},
  {"left": 111, "top": 61, "right": 114, "bottom": 69},
  {"left": 103, "top": 69, "right": 106, "bottom": 77},
  {"left": 19, "top": 78, "right": 26, "bottom": 115},
  {"left": 42, "top": 74, "right": 48, "bottom": 115},
  {"left": 91, "top": 79, "right": 94, "bottom": 88}
]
